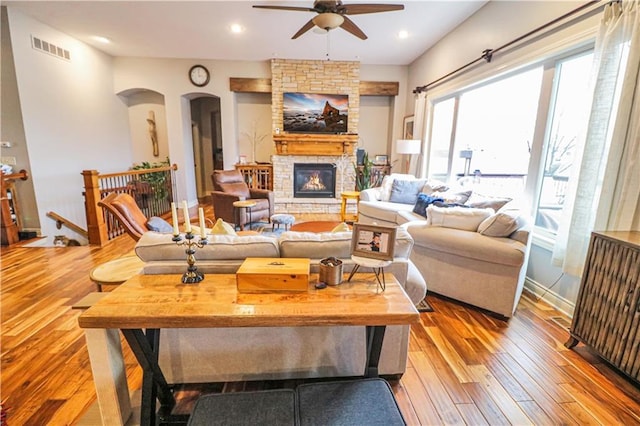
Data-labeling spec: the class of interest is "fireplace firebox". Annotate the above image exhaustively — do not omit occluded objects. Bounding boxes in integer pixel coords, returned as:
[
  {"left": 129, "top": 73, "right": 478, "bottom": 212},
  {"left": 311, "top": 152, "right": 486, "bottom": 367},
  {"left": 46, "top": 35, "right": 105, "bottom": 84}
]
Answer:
[{"left": 293, "top": 163, "right": 336, "bottom": 198}]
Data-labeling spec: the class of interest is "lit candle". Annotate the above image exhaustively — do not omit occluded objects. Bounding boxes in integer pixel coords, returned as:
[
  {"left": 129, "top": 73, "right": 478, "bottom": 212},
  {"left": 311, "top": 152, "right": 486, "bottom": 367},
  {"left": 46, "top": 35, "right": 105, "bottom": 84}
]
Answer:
[
  {"left": 182, "top": 200, "right": 191, "bottom": 233},
  {"left": 198, "top": 208, "right": 206, "bottom": 238},
  {"left": 170, "top": 202, "right": 179, "bottom": 236}
]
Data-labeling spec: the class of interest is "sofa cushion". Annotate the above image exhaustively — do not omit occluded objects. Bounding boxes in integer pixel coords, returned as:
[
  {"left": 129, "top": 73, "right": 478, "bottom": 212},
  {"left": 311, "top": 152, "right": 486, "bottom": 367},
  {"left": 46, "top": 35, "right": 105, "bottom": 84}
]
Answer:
[
  {"left": 426, "top": 205, "right": 494, "bottom": 232},
  {"left": 379, "top": 174, "right": 419, "bottom": 201},
  {"left": 409, "top": 225, "right": 526, "bottom": 266},
  {"left": 279, "top": 231, "right": 354, "bottom": 259},
  {"left": 412, "top": 193, "right": 444, "bottom": 218},
  {"left": 389, "top": 179, "right": 425, "bottom": 205},
  {"left": 431, "top": 189, "right": 472, "bottom": 204},
  {"left": 136, "top": 232, "right": 279, "bottom": 261},
  {"left": 422, "top": 179, "right": 449, "bottom": 195},
  {"left": 478, "top": 210, "right": 524, "bottom": 237},
  {"left": 465, "top": 193, "right": 512, "bottom": 211},
  {"left": 359, "top": 200, "right": 415, "bottom": 224}
]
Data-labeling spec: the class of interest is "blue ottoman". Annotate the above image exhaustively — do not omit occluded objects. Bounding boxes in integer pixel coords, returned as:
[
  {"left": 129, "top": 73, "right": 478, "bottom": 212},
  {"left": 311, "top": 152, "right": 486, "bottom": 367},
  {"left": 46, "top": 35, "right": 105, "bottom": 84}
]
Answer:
[{"left": 271, "top": 213, "right": 295, "bottom": 230}]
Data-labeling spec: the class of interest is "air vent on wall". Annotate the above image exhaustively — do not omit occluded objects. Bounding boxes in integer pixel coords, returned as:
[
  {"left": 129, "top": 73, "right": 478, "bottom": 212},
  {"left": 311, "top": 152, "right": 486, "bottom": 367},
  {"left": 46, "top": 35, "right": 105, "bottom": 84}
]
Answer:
[{"left": 31, "top": 35, "right": 70, "bottom": 61}]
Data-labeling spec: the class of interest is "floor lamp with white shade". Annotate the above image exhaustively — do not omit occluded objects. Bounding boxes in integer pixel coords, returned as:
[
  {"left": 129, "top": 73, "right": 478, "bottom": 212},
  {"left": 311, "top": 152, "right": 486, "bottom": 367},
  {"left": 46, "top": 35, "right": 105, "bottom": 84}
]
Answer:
[{"left": 396, "top": 139, "right": 421, "bottom": 174}]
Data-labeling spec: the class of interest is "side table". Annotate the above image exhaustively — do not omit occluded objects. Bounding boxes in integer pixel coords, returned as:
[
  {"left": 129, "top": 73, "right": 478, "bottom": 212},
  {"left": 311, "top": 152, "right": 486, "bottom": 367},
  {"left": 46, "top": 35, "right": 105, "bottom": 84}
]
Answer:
[
  {"left": 347, "top": 255, "right": 392, "bottom": 292},
  {"left": 232, "top": 200, "right": 257, "bottom": 231},
  {"left": 90, "top": 255, "right": 144, "bottom": 292},
  {"left": 340, "top": 191, "right": 360, "bottom": 223}
]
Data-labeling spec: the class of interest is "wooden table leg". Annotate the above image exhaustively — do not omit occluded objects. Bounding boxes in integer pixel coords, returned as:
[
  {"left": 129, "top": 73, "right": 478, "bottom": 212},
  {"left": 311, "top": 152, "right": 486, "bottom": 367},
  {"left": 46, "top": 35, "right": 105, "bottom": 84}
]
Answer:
[{"left": 84, "top": 329, "right": 132, "bottom": 426}]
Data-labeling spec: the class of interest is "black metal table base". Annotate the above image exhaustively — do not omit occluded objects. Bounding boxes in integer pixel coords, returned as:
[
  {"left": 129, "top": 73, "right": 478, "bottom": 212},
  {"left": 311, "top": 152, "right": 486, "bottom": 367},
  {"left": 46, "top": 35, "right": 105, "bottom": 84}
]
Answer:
[{"left": 122, "top": 324, "right": 387, "bottom": 425}]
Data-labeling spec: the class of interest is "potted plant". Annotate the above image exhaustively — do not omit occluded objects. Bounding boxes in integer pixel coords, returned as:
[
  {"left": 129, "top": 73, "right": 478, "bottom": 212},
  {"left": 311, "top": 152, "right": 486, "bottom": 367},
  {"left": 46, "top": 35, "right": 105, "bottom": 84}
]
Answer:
[{"left": 353, "top": 152, "right": 373, "bottom": 191}]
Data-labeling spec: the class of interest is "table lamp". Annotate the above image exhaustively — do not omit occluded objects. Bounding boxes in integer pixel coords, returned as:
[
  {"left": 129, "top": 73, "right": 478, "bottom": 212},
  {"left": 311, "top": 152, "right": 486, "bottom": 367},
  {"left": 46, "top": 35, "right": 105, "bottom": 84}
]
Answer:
[{"left": 396, "top": 139, "right": 421, "bottom": 174}]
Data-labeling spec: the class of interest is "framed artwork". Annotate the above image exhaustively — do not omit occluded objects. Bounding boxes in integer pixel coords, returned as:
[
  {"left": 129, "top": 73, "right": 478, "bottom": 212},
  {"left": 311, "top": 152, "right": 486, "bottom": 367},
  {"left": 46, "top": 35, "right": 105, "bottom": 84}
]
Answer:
[
  {"left": 374, "top": 155, "right": 388, "bottom": 165},
  {"left": 403, "top": 115, "right": 415, "bottom": 140},
  {"left": 350, "top": 223, "right": 396, "bottom": 261}
]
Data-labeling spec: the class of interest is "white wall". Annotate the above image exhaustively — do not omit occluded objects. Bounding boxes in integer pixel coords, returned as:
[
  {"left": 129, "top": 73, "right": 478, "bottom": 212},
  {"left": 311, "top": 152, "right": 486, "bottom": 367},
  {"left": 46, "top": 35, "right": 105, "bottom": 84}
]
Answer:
[
  {"left": 236, "top": 92, "right": 273, "bottom": 164},
  {"left": 360, "top": 64, "right": 408, "bottom": 169},
  {"left": 113, "top": 57, "right": 271, "bottom": 207},
  {"left": 7, "top": 7, "right": 133, "bottom": 243},
  {"left": 406, "top": 1, "right": 600, "bottom": 312},
  {"left": 359, "top": 96, "right": 392, "bottom": 160},
  {"left": 123, "top": 90, "right": 169, "bottom": 164}
]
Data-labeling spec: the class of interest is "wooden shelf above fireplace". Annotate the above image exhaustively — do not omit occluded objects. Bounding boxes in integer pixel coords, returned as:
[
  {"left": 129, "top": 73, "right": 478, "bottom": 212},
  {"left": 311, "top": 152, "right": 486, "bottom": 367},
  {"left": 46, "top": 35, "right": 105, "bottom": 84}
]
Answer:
[{"left": 273, "top": 133, "right": 358, "bottom": 156}]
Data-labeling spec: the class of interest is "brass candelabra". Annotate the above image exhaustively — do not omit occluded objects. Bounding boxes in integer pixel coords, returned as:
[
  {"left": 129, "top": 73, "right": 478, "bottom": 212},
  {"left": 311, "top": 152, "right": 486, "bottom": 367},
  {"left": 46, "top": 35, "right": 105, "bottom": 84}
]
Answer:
[{"left": 173, "top": 232, "right": 208, "bottom": 283}]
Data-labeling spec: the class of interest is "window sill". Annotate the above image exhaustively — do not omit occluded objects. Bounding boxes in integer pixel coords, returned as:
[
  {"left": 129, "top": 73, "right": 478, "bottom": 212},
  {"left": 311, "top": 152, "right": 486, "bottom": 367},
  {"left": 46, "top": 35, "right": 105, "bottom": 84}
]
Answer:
[{"left": 532, "top": 231, "right": 555, "bottom": 252}]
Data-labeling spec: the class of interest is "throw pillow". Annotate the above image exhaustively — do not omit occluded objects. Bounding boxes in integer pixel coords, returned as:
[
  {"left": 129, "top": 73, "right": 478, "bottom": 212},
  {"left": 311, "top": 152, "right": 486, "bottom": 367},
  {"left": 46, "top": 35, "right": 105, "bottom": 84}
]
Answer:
[
  {"left": 210, "top": 218, "right": 237, "bottom": 236},
  {"left": 412, "top": 193, "right": 444, "bottom": 218},
  {"left": 389, "top": 179, "right": 426, "bottom": 205},
  {"left": 431, "top": 189, "right": 472, "bottom": 205},
  {"left": 331, "top": 222, "right": 351, "bottom": 232},
  {"left": 379, "top": 173, "right": 418, "bottom": 201},
  {"left": 465, "top": 193, "right": 512, "bottom": 211},
  {"left": 426, "top": 205, "right": 494, "bottom": 231},
  {"left": 146, "top": 216, "right": 173, "bottom": 233},
  {"left": 422, "top": 179, "right": 449, "bottom": 195},
  {"left": 478, "top": 211, "right": 522, "bottom": 237}
]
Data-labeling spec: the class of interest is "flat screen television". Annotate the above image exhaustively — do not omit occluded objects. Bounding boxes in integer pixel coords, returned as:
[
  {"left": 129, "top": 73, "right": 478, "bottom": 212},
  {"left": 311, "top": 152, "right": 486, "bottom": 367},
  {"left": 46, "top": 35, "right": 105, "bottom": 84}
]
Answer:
[{"left": 283, "top": 92, "right": 348, "bottom": 134}]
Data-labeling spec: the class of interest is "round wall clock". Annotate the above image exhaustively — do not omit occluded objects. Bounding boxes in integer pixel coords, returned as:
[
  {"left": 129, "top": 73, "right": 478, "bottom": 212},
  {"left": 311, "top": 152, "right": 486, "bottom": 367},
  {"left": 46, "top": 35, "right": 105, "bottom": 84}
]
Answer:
[{"left": 189, "top": 64, "right": 210, "bottom": 87}]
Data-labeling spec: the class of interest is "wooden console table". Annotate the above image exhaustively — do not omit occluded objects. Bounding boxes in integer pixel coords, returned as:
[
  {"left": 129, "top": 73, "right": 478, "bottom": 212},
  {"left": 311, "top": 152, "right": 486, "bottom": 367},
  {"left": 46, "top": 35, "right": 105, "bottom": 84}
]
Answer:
[{"left": 79, "top": 273, "right": 419, "bottom": 425}]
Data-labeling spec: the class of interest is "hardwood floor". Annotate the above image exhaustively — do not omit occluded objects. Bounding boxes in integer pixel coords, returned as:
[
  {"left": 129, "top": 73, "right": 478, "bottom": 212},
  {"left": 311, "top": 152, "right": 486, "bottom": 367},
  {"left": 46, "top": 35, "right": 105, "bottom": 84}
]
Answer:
[{"left": 2, "top": 216, "right": 639, "bottom": 425}]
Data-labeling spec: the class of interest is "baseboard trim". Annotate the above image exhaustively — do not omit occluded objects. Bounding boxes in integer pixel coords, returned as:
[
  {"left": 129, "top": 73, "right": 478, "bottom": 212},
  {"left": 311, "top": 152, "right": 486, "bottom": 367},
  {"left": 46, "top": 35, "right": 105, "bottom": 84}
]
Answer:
[{"left": 524, "top": 277, "right": 575, "bottom": 318}]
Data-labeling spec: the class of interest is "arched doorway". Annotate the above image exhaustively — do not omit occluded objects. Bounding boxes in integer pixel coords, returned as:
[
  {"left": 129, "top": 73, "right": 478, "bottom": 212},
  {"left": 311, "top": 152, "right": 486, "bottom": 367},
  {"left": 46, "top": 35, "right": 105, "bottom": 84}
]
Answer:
[{"left": 190, "top": 96, "right": 222, "bottom": 201}]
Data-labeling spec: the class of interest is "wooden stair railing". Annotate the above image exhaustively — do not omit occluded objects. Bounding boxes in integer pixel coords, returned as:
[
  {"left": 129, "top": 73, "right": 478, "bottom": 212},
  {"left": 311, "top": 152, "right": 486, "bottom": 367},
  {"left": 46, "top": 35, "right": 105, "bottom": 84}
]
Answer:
[
  {"left": 1, "top": 170, "right": 29, "bottom": 246},
  {"left": 83, "top": 164, "right": 178, "bottom": 246},
  {"left": 46, "top": 211, "right": 88, "bottom": 238}
]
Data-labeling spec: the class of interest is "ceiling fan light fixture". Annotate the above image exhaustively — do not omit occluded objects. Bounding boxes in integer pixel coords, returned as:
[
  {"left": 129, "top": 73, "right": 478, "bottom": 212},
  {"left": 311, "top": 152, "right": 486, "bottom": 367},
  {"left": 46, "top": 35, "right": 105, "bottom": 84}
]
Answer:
[{"left": 312, "top": 13, "right": 344, "bottom": 30}]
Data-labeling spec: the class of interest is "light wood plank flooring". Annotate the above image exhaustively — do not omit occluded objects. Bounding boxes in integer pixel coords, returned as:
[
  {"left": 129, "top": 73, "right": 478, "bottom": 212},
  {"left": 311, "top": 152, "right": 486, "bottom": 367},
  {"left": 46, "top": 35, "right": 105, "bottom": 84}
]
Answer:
[{"left": 1, "top": 213, "right": 639, "bottom": 425}]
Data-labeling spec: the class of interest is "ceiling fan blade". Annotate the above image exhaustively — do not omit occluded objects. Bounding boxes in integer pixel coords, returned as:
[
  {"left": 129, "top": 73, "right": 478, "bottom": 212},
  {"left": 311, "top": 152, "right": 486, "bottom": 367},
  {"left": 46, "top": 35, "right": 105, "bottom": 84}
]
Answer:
[
  {"left": 292, "top": 19, "right": 316, "bottom": 39},
  {"left": 339, "top": 4, "right": 404, "bottom": 15},
  {"left": 252, "top": 5, "right": 316, "bottom": 12},
  {"left": 340, "top": 16, "right": 367, "bottom": 40}
]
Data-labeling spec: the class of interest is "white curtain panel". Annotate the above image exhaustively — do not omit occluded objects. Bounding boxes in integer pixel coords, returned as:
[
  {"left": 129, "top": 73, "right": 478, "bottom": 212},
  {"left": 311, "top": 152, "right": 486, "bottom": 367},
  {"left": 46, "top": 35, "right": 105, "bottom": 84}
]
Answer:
[{"left": 553, "top": 0, "right": 640, "bottom": 276}]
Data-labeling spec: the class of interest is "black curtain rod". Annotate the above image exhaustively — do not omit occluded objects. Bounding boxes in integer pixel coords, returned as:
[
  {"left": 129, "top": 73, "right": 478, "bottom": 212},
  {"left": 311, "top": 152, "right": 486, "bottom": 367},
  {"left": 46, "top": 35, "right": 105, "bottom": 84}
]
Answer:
[{"left": 413, "top": 0, "right": 604, "bottom": 94}]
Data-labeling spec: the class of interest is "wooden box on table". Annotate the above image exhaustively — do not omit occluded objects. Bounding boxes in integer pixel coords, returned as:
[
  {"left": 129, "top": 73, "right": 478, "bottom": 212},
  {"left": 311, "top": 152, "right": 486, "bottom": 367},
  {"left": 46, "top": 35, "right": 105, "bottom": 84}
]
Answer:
[{"left": 236, "top": 257, "right": 310, "bottom": 293}]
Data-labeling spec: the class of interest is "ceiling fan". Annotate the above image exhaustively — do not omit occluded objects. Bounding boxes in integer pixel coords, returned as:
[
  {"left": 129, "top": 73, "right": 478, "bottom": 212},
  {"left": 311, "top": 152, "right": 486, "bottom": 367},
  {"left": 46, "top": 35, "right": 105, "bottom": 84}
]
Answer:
[{"left": 253, "top": 1, "right": 404, "bottom": 40}]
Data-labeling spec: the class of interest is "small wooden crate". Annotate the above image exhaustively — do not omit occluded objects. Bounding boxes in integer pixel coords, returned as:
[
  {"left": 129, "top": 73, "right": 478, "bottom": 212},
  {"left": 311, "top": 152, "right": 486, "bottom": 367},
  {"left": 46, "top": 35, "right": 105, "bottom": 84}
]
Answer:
[{"left": 236, "top": 258, "right": 310, "bottom": 293}]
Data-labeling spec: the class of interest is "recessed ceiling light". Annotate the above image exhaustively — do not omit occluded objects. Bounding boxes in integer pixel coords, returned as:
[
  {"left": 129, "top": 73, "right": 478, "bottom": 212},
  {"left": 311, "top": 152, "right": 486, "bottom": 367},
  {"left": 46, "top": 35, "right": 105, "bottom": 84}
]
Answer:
[
  {"left": 93, "top": 36, "right": 111, "bottom": 44},
  {"left": 398, "top": 30, "right": 409, "bottom": 39},
  {"left": 230, "top": 24, "right": 244, "bottom": 34}
]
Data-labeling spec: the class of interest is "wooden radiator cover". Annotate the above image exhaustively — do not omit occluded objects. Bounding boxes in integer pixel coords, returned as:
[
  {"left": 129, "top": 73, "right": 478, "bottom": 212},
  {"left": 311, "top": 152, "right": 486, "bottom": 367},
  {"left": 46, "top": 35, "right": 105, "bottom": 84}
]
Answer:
[{"left": 566, "top": 231, "right": 640, "bottom": 384}]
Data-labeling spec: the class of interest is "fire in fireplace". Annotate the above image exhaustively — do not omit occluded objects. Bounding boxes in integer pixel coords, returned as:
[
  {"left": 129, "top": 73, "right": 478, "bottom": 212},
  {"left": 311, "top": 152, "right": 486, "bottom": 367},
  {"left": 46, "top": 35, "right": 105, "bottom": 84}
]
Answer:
[{"left": 293, "top": 163, "right": 336, "bottom": 198}]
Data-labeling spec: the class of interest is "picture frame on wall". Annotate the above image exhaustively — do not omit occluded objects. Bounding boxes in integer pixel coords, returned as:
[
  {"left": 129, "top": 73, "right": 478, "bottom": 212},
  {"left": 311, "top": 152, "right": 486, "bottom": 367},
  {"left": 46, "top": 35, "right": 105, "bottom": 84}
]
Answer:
[
  {"left": 403, "top": 115, "right": 415, "bottom": 140},
  {"left": 374, "top": 155, "right": 388, "bottom": 165},
  {"left": 350, "top": 223, "right": 396, "bottom": 261}
]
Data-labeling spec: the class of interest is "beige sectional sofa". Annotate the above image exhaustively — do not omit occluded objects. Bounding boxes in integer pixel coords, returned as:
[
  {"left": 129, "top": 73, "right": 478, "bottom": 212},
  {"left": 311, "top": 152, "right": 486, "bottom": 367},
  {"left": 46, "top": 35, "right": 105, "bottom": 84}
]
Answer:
[
  {"left": 134, "top": 228, "right": 426, "bottom": 383},
  {"left": 358, "top": 173, "right": 531, "bottom": 318}
]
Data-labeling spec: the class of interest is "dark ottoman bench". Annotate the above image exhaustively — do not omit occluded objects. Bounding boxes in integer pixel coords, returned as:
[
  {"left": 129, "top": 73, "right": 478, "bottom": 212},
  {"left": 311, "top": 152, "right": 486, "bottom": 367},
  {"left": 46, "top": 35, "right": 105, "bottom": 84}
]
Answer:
[{"left": 188, "top": 379, "right": 405, "bottom": 426}]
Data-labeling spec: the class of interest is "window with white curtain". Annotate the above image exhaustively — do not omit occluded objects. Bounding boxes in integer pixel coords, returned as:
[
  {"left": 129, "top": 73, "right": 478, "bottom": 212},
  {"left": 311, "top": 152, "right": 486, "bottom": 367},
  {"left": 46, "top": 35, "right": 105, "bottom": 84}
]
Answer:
[{"left": 426, "top": 46, "right": 595, "bottom": 242}]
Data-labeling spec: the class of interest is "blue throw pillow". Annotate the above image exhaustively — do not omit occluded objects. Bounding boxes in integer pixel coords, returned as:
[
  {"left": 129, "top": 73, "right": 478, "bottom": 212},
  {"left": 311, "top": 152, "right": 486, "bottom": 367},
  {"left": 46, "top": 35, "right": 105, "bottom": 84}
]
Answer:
[
  {"left": 146, "top": 216, "right": 173, "bottom": 233},
  {"left": 389, "top": 179, "right": 425, "bottom": 205},
  {"left": 412, "top": 193, "right": 444, "bottom": 218}
]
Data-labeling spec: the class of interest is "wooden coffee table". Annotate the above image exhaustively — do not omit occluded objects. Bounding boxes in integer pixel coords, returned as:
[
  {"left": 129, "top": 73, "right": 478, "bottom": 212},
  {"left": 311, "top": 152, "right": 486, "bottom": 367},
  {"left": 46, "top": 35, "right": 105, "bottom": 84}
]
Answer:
[{"left": 79, "top": 273, "right": 419, "bottom": 426}]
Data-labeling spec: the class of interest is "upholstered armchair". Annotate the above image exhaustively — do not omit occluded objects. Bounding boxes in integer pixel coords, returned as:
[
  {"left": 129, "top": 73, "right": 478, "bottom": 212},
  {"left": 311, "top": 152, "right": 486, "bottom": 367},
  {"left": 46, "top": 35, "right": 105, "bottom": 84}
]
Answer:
[
  {"left": 211, "top": 170, "right": 273, "bottom": 230},
  {"left": 98, "top": 192, "right": 172, "bottom": 241}
]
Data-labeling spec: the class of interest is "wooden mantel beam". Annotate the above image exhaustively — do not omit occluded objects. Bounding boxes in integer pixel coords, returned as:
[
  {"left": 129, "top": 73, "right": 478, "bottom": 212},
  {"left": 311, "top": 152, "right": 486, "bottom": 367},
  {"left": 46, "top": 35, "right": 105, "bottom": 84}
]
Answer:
[{"left": 230, "top": 78, "right": 399, "bottom": 96}]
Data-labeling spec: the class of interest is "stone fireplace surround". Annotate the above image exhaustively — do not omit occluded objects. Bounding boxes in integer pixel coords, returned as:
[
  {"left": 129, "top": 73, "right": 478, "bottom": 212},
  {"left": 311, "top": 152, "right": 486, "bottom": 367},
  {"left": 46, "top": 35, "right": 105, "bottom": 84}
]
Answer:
[
  {"left": 273, "top": 154, "right": 356, "bottom": 215},
  {"left": 270, "top": 59, "right": 361, "bottom": 215}
]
